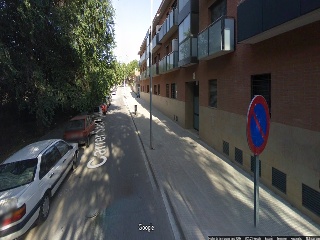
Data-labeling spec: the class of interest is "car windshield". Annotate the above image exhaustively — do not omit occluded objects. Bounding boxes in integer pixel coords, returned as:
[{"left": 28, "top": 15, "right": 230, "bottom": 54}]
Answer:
[
  {"left": 0, "top": 158, "right": 38, "bottom": 191},
  {"left": 66, "top": 119, "right": 85, "bottom": 131}
]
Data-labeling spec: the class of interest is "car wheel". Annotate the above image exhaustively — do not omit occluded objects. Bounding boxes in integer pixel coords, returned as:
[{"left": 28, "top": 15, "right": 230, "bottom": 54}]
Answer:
[
  {"left": 38, "top": 193, "right": 50, "bottom": 224},
  {"left": 72, "top": 153, "right": 78, "bottom": 170},
  {"left": 85, "top": 136, "right": 90, "bottom": 148}
]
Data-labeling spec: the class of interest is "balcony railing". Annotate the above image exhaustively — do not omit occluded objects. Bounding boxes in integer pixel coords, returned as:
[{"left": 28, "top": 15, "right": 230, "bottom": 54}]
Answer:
[
  {"left": 139, "top": 50, "right": 147, "bottom": 66},
  {"left": 178, "top": 37, "right": 198, "bottom": 67},
  {"left": 159, "top": 8, "right": 178, "bottom": 43},
  {"left": 167, "top": 51, "right": 179, "bottom": 71},
  {"left": 152, "top": 33, "right": 161, "bottom": 52},
  {"left": 198, "top": 16, "right": 234, "bottom": 60},
  {"left": 140, "top": 70, "right": 147, "bottom": 80},
  {"left": 151, "top": 63, "right": 159, "bottom": 77},
  {"left": 158, "top": 51, "right": 179, "bottom": 74}
]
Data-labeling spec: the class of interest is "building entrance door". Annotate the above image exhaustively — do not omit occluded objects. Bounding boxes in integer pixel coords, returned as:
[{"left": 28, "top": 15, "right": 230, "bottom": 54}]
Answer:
[{"left": 193, "top": 83, "right": 199, "bottom": 130}]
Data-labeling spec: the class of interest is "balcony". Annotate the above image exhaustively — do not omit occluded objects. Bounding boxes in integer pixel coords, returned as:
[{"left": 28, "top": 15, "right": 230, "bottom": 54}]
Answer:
[
  {"left": 140, "top": 70, "right": 147, "bottom": 80},
  {"left": 159, "top": 8, "right": 178, "bottom": 43},
  {"left": 150, "top": 63, "right": 160, "bottom": 77},
  {"left": 158, "top": 51, "right": 179, "bottom": 74},
  {"left": 198, "top": 17, "right": 235, "bottom": 61},
  {"left": 139, "top": 50, "right": 147, "bottom": 66},
  {"left": 151, "top": 34, "right": 161, "bottom": 53},
  {"left": 238, "top": 0, "right": 320, "bottom": 44},
  {"left": 178, "top": 37, "right": 198, "bottom": 67}
]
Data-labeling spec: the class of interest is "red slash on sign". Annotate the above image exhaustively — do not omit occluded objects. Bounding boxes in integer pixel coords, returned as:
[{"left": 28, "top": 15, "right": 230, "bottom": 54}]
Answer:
[
  {"left": 246, "top": 95, "right": 270, "bottom": 156},
  {"left": 253, "top": 112, "right": 266, "bottom": 140}
]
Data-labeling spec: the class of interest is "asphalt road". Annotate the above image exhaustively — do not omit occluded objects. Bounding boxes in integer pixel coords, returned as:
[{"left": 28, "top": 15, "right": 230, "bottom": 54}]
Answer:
[{"left": 22, "top": 88, "right": 175, "bottom": 240}]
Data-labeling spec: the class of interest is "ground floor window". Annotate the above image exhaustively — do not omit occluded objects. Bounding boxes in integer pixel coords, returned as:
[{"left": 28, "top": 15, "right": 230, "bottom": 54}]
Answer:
[
  {"left": 154, "top": 85, "right": 157, "bottom": 95},
  {"left": 147, "top": 85, "right": 149, "bottom": 93},
  {"left": 251, "top": 74, "right": 271, "bottom": 115},
  {"left": 209, "top": 79, "right": 217, "bottom": 108},
  {"left": 171, "top": 83, "right": 177, "bottom": 99},
  {"left": 158, "top": 84, "right": 160, "bottom": 95},
  {"left": 166, "top": 84, "right": 169, "bottom": 97}
]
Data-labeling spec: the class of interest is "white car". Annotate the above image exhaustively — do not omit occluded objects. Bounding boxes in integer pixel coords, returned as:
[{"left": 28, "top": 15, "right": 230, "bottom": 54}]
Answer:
[{"left": 0, "top": 139, "right": 78, "bottom": 240}]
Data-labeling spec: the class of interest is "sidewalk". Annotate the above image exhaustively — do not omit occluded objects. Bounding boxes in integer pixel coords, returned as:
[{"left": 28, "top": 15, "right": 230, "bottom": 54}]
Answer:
[{"left": 122, "top": 87, "right": 320, "bottom": 239}]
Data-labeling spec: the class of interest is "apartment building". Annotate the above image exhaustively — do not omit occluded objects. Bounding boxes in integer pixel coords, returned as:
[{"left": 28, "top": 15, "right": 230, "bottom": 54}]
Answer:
[{"left": 138, "top": 0, "right": 320, "bottom": 224}]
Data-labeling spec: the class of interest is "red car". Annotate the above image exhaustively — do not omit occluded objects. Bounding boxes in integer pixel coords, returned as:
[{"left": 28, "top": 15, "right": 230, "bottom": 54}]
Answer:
[{"left": 63, "top": 115, "right": 95, "bottom": 147}]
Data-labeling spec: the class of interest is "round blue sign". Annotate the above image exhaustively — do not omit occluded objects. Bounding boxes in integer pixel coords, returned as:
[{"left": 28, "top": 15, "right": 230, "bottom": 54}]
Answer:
[{"left": 246, "top": 95, "right": 270, "bottom": 155}]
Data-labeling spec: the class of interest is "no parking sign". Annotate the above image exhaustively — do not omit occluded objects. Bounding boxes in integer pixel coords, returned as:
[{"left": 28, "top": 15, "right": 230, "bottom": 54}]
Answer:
[
  {"left": 246, "top": 95, "right": 270, "bottom": 155},
  {"left": 246, "top": 95, "right": 270, "bottom": 227}
]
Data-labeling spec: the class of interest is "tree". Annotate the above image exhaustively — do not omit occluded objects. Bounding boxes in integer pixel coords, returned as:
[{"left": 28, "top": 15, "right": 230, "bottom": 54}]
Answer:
[{"left": 0, "top": 0, "right": 116, "bottom": 129}]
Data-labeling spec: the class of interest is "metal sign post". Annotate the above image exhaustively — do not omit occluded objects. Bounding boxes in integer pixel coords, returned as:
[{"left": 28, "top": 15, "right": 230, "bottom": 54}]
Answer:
[
  {"left": 254, "top": 154, "right": 259, "bottom": 226},
  {"left": 246, "top": 95, "right": 270, "bottom": 227}
]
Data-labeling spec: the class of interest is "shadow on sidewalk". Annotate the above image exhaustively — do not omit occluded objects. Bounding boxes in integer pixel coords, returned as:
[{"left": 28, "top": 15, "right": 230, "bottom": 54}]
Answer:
[{"left": 126, "top": 91, "right": 320, "bottom": 237}]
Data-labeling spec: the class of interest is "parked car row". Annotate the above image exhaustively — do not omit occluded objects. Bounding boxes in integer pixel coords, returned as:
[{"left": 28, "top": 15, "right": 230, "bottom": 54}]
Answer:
[{"left": 0, "top": 97, "right": 112, "bottom": 239}]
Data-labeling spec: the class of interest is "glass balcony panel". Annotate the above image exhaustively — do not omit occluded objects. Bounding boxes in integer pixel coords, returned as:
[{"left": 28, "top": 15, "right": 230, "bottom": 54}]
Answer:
[
  {"left": 159, "top": 57, "right": 166, "bottom": 74},
  {"left": 198, "top": 29, "right": 208, "bottom": 59},
  {"left": 167, "top": 51, "right": 178, "bottom": 71},
  {"left": 191, "top": 37, "right": 198, "bottom": 57},
  {"left": 209, "top": 19, "right": 222, "bottom": 55},
  {"left": 179, "top": 39, "right": 190, "bottom": 62},
  {"left": 168, "top": 53, "right": 173, "bottom": 71},
  {"left": 169, "top": 10, "right": 174, "bottom": 29},
  {"left": 224, "top": 18, "right": 234, "bottom": 51}
]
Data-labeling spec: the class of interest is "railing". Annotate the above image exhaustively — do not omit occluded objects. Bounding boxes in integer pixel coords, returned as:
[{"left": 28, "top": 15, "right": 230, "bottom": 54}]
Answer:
[
  {"left": 159, "top": 56, "right": 167, "bottom": 74},
  {"left": 158, "top": 51, "right": 179, "bottom": 74},
  {"left": 139, "top": 50, "right": 147, "bottom": 65},
  {"left": 178, "top": 37, "right": 198, "bottom": 62},
  {"left": 198, "top": 16, "right": 234, "bottom": 60},
  {"left": 152, "top": 34, "right": 160, "bottom": 50},
  {"left": 167, "top": 51, "right": 179, "bottom": 71},
  {"left": 159, "top": 8, "right": 178, "bottom": 42},
  {"left": 140, "top": 70, "right": 147, "bottom": 80},
  {"left": 151, "top": 63, "right": 159, "bottom": 77}
]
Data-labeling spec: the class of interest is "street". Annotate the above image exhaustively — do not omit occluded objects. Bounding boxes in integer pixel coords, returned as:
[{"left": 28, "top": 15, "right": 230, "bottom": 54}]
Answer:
[{"left": 22, "top": 88, "right": 175, "bottom": 240}]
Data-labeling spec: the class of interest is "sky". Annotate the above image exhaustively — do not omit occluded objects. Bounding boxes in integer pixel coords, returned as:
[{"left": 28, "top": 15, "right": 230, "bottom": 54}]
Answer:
[{"left": 112, "top": 0, "right": 162, "bottom": 63}]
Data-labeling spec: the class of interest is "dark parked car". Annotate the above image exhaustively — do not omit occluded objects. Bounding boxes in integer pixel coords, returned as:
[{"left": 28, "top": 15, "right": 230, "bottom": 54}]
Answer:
[{"left": 63, "top": 115, "right": 95, "bottom": 147}]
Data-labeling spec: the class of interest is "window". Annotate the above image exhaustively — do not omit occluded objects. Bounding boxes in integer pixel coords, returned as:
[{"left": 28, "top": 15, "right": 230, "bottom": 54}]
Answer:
[
  {"left": 251, "top": 74, "right": 271, "bottom": 115},
  {"left": 147, "top": 85, "right": 149, "bottom": 93},
  {"left": 158, "top": 84, "right": 160, "bottom": 95},
  {"left": 166, "top": 84, "right": 169, "bottom": 97},
  {"left": 154, "top": 85, "right": 157, "bottom": 95},
  {"left": 171, "top": 83, "right": 177, "bottom": 99},
  {"left": 210, "top": 0, "right": 227, "bottom": 23},
  {"left": 40, "top": 146, "right": 61, "bottom": 179},
  {"left": 179, "top": 14, "right": 191, "bottom": 43},
  {"left": 55, "top": 141, "right": 70, "bottom": 157},
  {"left": 209, "top": 80, "right": 217, "bottom": 108}
]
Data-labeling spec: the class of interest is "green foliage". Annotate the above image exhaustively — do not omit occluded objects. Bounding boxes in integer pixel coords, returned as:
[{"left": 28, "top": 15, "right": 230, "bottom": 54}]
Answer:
[
  {"left": 0, "top": 0, "right": 116, "bottom": 128},
  {"left": 112, "top": 60, "right": 139, "bottom": 87}
]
